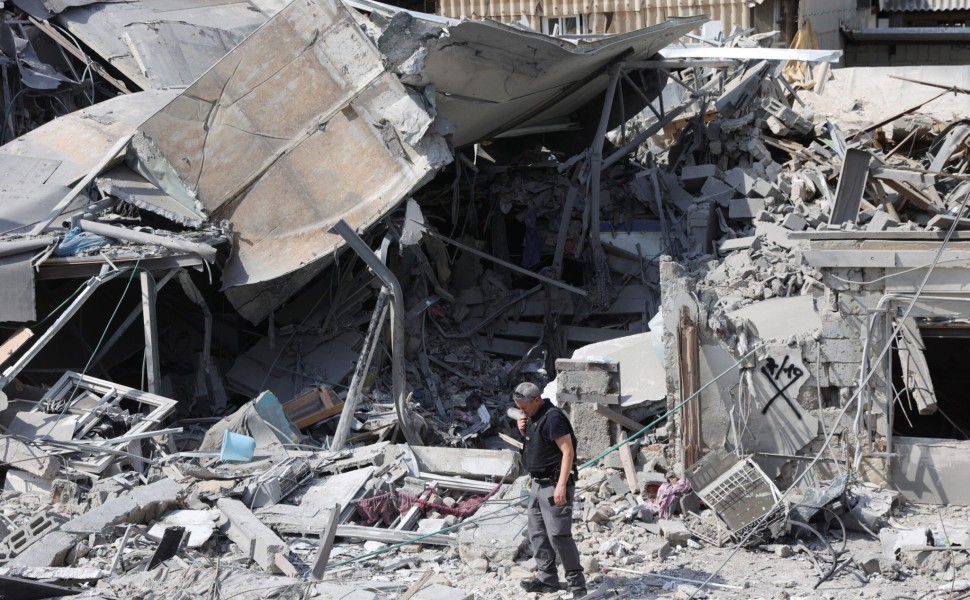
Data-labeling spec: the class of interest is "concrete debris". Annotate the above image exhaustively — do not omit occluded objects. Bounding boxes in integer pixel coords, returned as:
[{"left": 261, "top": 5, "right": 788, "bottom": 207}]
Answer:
[{"left": 0, "top": 2, "right": 967, "bottom": 599}]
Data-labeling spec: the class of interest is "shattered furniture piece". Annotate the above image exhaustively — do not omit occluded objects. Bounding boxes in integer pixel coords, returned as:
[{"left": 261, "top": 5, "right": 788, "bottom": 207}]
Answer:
[
  {"left": 22, "top": 371, "right": 177, "bottom": 474},
  {"left": 282, "top": 386, "right": 344, "bottom": 430},
  {"left": 685, "top": 450, "right": 787, "bottom": 547}
]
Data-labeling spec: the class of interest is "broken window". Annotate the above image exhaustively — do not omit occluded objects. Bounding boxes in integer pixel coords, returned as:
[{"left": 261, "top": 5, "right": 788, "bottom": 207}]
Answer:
[{"left": 892, "top": 322, "right": 970, "bottom": 440}]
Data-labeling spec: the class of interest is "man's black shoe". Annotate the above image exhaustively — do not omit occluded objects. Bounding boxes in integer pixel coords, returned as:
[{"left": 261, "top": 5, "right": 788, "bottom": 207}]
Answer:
[
  {"left": 564, "top": 588, "right": 588, "bottom": 599},
  {"left": 519, "top": 578, "right": 559, "bottom": 594}
]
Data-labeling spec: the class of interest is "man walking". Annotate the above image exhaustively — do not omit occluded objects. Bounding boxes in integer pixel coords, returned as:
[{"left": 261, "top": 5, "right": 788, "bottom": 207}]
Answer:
[{"left": 514, "top": 382, "right": 587, "bottom": 598}]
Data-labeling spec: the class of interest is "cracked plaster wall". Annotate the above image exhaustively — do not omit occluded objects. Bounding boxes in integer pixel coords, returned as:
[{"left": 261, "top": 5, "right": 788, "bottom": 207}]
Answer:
[{"left": 659, "top": 259, "right": 898, "bottom": 489}]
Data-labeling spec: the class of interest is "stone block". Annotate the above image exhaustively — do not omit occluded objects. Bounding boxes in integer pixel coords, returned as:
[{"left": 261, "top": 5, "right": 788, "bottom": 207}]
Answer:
[
  {"left": 0, "top": 437, "right": 62, "bottom": 479},
  {"left": 10, "top": 478, "right": 183, "bottom": 568},
  {"left": 820, "top": 313, "right": 863, "bottom": 339},
  {"left": 565, "top": 403, "right": 612, "bottom": 463},
  {"left": 555, "top": 358, "right": 620, "bottom": 404},
  {"left": 728, "top": 198, "right": 764, "bottom": 220},
  {"left": 642, "top": 540, "right": 671, "bottom": 560},
  {"left": 827, "top": 363, "right": 864, "bottom": 387},
  {"left": 750, "top": 178, "right": 781, "bottom": 199},
  {"left": 2, "top": 470, "right": 53, "bottom": 494},
  {"left": 719, "top": 236, "right": 761, "bottom": 253},
  {"left": 457, "top": 500, "right": 528, "bottom": 564},
  {"left": 755, "top": 222, "right": 795, "bottom": 249},
  {"left": 867, "top": 210, "right": 899, "bottom": 232},
  {"left": 723, "top": 167, "right": 757, "bottom": 195},
  {"left": 680, "top": 165, "right": 718, "bottom": 193},
  {"left": 818, "top": 339, "right": 863, "bottom": 364},
  {"left": 658, "top": 519, "right": 692, "bottom": 546},
  {"left": 0, "top": 512, "right": 67, "bottom": 565},
  {"left": 782, "top": 212, "right": 808, "bottom": 231},
  {"left": 701, "top": 177, "right": 735, "bottom": 207}
]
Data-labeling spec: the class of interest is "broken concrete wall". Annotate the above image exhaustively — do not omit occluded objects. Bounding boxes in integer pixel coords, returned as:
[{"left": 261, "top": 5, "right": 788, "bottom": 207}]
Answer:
[
  {"left": 807, "top": 251, "right": 970, "bottom": 504},
  {"left": 660, "top": 256, "right": 868, "bottom": 487}
]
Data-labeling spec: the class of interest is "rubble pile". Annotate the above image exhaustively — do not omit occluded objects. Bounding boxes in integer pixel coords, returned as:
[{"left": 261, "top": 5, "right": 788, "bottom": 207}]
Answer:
[{"left": 0, "top": 1, "right": 969, "bottom": 599}]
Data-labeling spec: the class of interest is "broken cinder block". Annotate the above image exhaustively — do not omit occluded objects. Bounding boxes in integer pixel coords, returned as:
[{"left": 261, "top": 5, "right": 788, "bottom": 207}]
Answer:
[
  {"left": 728, "top": 198, "right": 765, "bottom": 220},
  {"left": 555, "top": 358, "right": 620, "bottom": 404},
  {"left": 701, "top": 177, "right": 736, "bottom": 207},
  {"left": 680, "top": 165, "right": 718, "bottom": 193},
  {"left": 781, "top": 212, "right": 808, "bottom": 231}
]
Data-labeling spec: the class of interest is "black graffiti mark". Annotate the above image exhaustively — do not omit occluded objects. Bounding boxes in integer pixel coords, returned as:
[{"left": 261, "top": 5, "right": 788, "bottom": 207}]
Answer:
[
  {"left": 763, "top": 355, "right": 804, "bottom": 382},
  {"left": 760, "top": 355, "right": 805, "bottom": 420}
]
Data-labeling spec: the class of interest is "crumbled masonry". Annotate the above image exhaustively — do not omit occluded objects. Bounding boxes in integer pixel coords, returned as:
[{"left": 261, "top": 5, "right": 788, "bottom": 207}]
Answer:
[{"left": 0, "top": 1, "right": 969, "bottom": 599}]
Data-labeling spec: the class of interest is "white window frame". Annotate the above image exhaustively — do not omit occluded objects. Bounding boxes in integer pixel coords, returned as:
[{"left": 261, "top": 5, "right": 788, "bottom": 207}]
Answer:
[{"left": 542, "top": 14, "right": 588, "bottom": 36}]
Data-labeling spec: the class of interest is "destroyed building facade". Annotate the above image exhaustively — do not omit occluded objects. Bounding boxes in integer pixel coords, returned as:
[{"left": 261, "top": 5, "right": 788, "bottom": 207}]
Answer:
[{"left": 0, "top": 0, "right": 969, "bottom": 598}]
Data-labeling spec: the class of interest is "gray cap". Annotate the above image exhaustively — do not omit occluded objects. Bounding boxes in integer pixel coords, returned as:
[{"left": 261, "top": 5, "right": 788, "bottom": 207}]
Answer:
[{"left": 513, "top": 382, "right": 541, "bottom": 401}]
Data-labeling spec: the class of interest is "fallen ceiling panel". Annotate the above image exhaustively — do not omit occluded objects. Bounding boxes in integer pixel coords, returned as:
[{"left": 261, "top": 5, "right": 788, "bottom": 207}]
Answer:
[{"left": 133, "top": 0, "right": 452, "bottom": 308}]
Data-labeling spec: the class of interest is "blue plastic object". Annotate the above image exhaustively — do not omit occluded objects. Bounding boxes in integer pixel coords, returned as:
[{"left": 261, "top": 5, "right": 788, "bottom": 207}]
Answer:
[
  {"left": 220, "top": 430, "right": 256, "bottom": 462},
  {"left": 54, "top": 227, "right": 109, "bottom": 256}
]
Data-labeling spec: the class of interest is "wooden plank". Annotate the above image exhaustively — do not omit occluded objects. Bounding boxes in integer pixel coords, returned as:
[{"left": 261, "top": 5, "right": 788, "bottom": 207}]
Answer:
[
  {"left": 618, "top": 430, "right": 640, "bottom": 498},
  {"left": 927, "top": 214, "right": 970, "bottom": 231},
  {"left": 309, "top": 505, "right": 341, "bottom": 580},
  {"left": 400, "top": 571, "right": 434, "bottom": 600},
  {"left": 498, "top": 433, "right": 523, "bottom": 450},
  {"left": 881, "top": 179, "right": 942, "bottom": 214},
  {"left": 679, "top": 307, "right": 701, "bottom": 468},
  {"left": 0, "top": 327, "right": 33, "bottom": 369},
  {"left": 595, "top": 404, "right": 645, "bottom": 433},
  {"left": 868, "top": 180, "right": 900, "bottom": 222},
  {"left": 283, "top": 386, "right": 344, "bottom": 429}
]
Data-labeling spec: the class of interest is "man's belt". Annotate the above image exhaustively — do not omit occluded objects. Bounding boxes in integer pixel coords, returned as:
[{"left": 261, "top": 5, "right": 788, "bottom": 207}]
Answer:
[{"left": 531, "top": 473, "right": 574, "bottom": 486}]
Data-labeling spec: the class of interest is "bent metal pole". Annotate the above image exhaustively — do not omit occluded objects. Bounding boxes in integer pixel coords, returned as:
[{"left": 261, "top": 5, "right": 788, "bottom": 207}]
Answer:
[{"left": 329, "top": 219, "right": 422, "bottom": 447}]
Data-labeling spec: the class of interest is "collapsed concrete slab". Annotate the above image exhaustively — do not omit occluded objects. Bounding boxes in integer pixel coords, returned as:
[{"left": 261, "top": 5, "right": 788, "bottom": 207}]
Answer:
[
  {"left": 456, "top": 484, "right": 528, "bottom": 565},
  {"left": 132, "top": 0, "right": 452, "bottom": 322},
  {"left": 9, "top": 478, "right": 183, "bottom": 568}
]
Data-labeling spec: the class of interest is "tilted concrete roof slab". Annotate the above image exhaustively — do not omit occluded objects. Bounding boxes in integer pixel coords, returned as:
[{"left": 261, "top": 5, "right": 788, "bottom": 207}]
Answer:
[
  {"left": 421, "top": 16, "right": 708, "bottom": 148},
  {"left": 133, "top": 0, "right": 452, "bottom": 310},
  {"left": 0, "top": 91, "right": 176, "bottom": 189},
  {"left": 15, "top": 0, "right": 272, "bottom": 90}
]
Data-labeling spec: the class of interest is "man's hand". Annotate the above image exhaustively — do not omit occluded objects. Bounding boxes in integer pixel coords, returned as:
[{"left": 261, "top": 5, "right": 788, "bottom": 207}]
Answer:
[
  {"left": 553, "top": 482, "right": 568, "bottom": 506},
  {"left": 518, "top": 414, "right": 527, "bottom": 437}
]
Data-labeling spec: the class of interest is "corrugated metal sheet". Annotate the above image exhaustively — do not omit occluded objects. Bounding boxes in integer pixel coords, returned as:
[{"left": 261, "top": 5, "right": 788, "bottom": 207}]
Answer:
[
  {"left": 438, "top": 0, "right": 752, "bottom": 34},
  {"left": 880, "top": 0, "right": 970, "bottom": 11}
]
